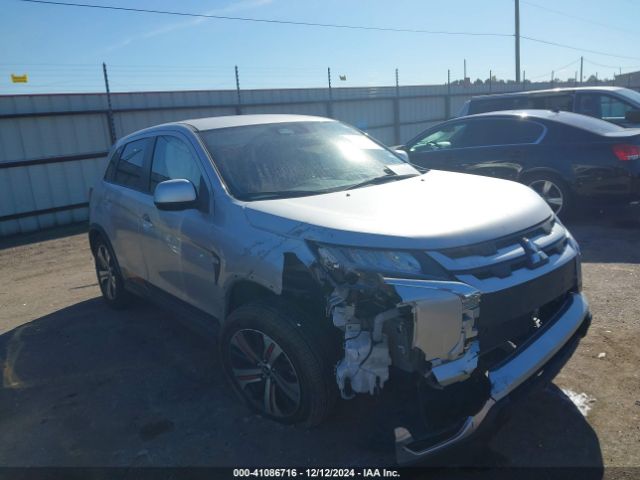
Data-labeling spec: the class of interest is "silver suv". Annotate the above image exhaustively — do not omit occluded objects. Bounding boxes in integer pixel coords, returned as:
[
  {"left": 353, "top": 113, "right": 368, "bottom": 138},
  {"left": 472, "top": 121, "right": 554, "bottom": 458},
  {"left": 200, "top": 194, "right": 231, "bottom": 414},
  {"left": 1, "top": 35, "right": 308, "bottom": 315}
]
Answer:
[{"left": 89, "top": 115, "right": 591, "bottom": 463}]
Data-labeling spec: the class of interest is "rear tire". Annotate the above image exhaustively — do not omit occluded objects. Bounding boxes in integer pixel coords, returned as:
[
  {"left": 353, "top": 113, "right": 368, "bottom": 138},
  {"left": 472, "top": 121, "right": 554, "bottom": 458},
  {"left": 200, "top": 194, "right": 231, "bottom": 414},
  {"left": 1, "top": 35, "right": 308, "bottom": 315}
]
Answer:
[
  {"left": 93, "top": 236, "right": 132, "bottom": 309},
  {"left": 220, "top": 300, "right": 337, "bottom": 427},
  {"left": 523, "top": 173, "right": 573, "bottom": 219}
]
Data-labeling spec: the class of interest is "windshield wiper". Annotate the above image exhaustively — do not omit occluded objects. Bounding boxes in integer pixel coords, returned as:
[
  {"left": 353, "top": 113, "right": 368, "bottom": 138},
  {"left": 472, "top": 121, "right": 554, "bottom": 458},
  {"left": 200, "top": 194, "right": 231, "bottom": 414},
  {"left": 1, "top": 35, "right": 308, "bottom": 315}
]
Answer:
[
  {"left": 344, "top": 173, "right": 418, "bottom": 191},
  {"left": 242, "top": 189, "right": 334, "bottom": 201}
]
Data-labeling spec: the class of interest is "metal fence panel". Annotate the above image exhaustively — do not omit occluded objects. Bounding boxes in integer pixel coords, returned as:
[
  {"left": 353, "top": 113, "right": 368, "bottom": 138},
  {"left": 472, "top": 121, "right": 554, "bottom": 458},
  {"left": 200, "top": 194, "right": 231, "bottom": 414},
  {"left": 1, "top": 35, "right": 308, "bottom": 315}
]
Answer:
[
  {"left": 2, "top": 81, "right": 635, "bottom": 236},
  {"left": 399, "top": 97, "right": 446, "bottom": 124},
  {"left": 0, "top": 115, "right": 110, "bottom": 163},
  {"left": 332, "top": 98, "right": 394, "bottom": 130},
  {"left": 113, "top": 106, "right": 237, "bottom": 138}
]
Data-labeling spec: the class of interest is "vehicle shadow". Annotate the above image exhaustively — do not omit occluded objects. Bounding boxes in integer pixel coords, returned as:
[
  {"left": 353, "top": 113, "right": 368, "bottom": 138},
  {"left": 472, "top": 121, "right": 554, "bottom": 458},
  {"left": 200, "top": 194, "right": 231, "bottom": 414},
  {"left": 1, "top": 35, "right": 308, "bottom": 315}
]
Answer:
[{"left": 0, "top": 298, "right": 603, "bottom": 473}]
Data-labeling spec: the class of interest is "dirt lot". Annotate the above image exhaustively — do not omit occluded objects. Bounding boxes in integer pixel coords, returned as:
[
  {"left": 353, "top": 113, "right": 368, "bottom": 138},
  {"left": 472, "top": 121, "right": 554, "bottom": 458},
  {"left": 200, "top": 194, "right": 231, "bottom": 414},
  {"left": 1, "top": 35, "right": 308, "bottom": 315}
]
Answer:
[{"left": 0, "top": 216, "right": 639, "bottom": 469}]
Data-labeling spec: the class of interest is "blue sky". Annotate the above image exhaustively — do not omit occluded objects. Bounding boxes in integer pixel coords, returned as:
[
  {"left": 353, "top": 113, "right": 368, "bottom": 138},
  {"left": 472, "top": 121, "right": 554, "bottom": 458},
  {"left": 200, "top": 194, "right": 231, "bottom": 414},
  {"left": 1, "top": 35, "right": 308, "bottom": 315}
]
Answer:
[{"left": 1, "top": 0, "right": 640, "bottom": 94}]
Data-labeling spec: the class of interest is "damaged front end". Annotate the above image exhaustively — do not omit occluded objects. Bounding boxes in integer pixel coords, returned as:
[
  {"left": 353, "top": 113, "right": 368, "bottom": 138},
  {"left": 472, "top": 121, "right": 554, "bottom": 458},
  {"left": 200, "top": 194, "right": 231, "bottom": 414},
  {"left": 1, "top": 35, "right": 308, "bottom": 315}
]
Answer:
[
  {"left": 309, "top": 231, "right": 590, "bottom": 464},
  {"left": 328, "top": 275, "right": 482, "bottom": 399},
  {"left": 313, "top": 243, "right": 482, "bottom": 400}
]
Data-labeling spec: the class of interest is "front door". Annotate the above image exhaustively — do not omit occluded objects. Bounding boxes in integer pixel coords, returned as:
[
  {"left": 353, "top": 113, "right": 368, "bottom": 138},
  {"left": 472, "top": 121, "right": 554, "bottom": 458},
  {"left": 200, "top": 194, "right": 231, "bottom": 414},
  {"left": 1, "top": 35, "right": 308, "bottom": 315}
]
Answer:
[{"left": 139, "top": 133, "right": 221, "bottom": 315}]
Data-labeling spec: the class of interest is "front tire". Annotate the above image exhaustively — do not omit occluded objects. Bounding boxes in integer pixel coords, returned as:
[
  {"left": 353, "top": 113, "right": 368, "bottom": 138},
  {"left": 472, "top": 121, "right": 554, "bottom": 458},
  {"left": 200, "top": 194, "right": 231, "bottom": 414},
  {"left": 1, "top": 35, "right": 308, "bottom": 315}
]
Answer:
[{"left": 220, "top": 300, "right": 336, "bottom": 427}]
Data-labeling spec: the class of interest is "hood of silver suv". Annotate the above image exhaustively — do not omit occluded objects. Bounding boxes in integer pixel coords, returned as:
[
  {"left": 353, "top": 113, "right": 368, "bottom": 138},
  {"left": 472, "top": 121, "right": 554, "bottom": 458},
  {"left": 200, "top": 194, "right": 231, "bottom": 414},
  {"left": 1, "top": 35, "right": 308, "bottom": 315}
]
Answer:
[{"left": 244, "top": 170, "right": 552, "bottom": 250}]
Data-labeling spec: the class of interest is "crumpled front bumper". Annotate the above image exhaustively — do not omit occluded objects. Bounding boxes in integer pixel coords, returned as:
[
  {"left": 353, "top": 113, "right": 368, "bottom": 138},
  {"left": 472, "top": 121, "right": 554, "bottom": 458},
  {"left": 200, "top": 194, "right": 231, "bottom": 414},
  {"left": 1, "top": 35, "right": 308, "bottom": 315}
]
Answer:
[{"left": 393, "top": 291, "right": 591, "bottom": 465}]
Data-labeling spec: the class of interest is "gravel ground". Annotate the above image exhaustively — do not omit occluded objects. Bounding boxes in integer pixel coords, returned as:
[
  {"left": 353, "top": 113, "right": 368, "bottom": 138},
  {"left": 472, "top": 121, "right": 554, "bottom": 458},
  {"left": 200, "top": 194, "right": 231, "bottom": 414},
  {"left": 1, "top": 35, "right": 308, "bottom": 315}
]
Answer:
[{"left": 0, "top": 216, "right": 638, "bottom": 469}]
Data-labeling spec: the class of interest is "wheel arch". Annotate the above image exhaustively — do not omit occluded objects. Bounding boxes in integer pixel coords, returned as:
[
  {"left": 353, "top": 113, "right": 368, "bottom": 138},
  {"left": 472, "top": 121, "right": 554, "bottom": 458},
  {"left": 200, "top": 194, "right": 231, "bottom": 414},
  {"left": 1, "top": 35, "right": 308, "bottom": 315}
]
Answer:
[
  {"left": 224, "top": 252, "right": 327, "bottom": 325},
  {"left": 518, "top": 167, "right": 571, "bottom": 184},
  {"left": 88, "top": 223, "right": 113, "bottom": 256},
  {"left": 518, "top": 167, "right": 577, "bottom": 196}
]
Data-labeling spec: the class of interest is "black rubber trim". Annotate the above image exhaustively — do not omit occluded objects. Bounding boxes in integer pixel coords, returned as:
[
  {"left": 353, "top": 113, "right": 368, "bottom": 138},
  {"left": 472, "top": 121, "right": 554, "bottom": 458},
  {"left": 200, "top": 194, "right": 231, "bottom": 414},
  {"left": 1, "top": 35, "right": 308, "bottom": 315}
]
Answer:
[
  {"left": 0, "top": 202, "right": 89, "bottom": 222},
  {"left": 0, "top": 151, "right": 108, "bottom": 169}
]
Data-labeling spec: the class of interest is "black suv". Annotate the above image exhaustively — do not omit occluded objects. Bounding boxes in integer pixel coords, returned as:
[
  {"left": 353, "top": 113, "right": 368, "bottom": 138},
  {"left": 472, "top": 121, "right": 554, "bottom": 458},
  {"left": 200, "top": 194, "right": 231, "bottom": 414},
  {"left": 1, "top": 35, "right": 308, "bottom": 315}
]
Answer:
[{"left": 459, "top": 86, "right": 640, "bottom": 128}]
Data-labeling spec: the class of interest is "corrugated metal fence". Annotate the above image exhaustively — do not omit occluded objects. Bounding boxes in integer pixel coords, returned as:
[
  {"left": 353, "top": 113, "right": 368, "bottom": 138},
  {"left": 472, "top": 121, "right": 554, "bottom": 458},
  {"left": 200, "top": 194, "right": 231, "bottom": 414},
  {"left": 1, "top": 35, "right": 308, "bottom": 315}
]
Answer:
[{"left": 0, "top": 80, "right": 604, "bottom": 236}]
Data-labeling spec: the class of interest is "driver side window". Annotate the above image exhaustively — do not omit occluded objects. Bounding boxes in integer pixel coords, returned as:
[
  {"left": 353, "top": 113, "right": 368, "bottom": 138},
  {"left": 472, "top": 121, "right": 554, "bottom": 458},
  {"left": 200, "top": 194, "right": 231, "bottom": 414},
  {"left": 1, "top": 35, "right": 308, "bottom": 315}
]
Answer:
[
  {"left": 409, "top": 123, "right": 467, "bottom": 153},
  {"left": 150, "top": 136, "right": 204, "bottom": 194},
  {"left": 149, "top": 135, "right": 210, "bottom": 210}
]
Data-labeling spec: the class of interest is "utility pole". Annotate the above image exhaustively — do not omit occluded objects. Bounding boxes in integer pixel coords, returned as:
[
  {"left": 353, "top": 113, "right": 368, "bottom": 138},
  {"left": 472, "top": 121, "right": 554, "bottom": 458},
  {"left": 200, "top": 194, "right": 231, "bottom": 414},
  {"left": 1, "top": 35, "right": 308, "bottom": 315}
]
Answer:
[
  {"left": 327, "top": 67, "right": 333, "bottom": 118},
  {"left": 445, "top": 69, "right": 451, "bottom": 119},
  {"left": 464, "top": 59, "right": 467, "bottom": 80},
  {"left": 234, "top": 65, "right": 242, "bottom": 114},
  {"left": 393, "top": 68, "right": 400, "bottom": 145},
  {"left": 522, "top": 70, "right": 526, "bottom": 90},
  {"left": 515, "top": 0, "right": 521, "bottom": 83},
  {"left": 551, "top": 70, "right": 554, "bottom": 86},
  {"left": 489, "top": 69, "right": 492, "bottom": 92},
  {"left": 580, "top": 56, "right": 584, "bottom": 84},
  {"left": 102, "top": 62, "right": 116, "bottom": 144}
]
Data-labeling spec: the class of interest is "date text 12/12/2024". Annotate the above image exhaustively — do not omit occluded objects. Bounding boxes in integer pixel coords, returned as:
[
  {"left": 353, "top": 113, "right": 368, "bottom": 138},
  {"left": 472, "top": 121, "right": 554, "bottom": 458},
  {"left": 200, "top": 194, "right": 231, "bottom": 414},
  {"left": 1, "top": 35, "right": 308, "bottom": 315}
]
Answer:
[{"left": 233, "top": 469, "right": 401, "bottom": 478}]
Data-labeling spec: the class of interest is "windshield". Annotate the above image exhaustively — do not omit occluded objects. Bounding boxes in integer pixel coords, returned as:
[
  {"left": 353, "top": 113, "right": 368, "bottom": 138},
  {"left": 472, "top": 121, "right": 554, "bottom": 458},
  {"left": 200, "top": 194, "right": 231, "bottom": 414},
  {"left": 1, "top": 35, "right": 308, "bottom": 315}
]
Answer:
[
  {"left": 617, "top": 88, "right": 640, "bottom": 107},
  {"left": 199, "top": 121, "right": 416, "bottom": 200}
]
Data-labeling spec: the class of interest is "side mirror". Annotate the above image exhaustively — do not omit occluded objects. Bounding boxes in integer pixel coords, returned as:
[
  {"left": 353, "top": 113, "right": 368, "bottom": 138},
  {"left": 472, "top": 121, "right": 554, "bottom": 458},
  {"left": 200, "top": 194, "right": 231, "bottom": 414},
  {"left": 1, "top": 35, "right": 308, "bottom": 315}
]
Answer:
[
  {"left": 625, "top": 110, "right": 640, "bottom": 123},
  {"left": 154, "top": 179, "right": 197, "bottom": 211},
  {"left": 394, "top": 149, "right": 409, "bottom": 162}
]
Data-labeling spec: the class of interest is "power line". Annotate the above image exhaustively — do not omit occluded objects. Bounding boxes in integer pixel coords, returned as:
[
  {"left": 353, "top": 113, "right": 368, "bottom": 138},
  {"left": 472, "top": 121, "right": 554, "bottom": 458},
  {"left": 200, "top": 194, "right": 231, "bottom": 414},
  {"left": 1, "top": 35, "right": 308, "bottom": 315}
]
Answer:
[
  {"left": 584, "top": 58, "right": 640, "bottom": 71},
  {"left": 17, "top": 0, "right": 640, "bottom": 62},
  {"left": 521, "top": 36, "right": 640, "bottom": 61},
  {"left": 17, "top": 0, "right": 511, "bottom": 37},
  {"left": 528, "top": 58, "right": 580, "bottom": 80},
  {"left": 521, "top": 0, "right": 637, "bottom": 36}
]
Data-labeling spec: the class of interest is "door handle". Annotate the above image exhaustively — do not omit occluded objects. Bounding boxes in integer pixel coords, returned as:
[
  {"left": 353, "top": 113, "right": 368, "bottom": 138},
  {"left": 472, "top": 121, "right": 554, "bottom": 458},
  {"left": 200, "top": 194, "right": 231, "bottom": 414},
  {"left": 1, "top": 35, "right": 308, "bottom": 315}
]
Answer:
[{"left": 141, "top": 213, "right": 153, "bottom": 229}]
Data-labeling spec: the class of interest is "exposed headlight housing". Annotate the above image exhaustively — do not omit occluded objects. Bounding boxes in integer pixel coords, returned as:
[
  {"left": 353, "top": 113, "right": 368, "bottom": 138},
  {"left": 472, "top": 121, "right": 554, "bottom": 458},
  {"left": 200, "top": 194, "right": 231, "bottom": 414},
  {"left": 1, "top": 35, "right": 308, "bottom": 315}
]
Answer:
[{"left": 314, "top": 244, "right": 450, "bottom": 280}]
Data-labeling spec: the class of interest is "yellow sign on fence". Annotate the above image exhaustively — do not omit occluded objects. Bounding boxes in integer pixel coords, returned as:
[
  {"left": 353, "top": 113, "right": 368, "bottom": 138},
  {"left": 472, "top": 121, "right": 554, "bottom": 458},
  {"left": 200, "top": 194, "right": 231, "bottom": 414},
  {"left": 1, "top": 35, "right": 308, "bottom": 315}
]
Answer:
[{"left": 11, "top": 74, "right": 28, "bottom": 83}]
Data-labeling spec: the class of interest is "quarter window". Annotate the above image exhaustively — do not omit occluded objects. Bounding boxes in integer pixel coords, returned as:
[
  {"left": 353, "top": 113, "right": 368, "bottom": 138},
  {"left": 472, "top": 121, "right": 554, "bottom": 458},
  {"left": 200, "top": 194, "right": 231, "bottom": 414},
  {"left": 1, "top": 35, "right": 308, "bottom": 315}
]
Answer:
[
  {"left": 104, "top": 146, "right": 122, "bottom": 182},
  {"left": 113, "top": 138, "right": 149, "bottom": 189}
]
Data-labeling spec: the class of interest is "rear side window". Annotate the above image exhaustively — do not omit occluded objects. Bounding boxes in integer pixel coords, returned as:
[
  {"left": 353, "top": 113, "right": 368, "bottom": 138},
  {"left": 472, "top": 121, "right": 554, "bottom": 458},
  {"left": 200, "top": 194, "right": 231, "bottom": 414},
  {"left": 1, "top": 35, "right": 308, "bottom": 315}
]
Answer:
[
  {"left": 469, "top": 98, "right": 522, "bottom": 114},
  {"left": 461, "top": 119, "right": 544, "bottom": 147},
  {"left": 533, "top": 94, "right": 573, "bottom": 111},
  {"left": 113, "top": 138, "right": 149, "bottom": 189},
  {"left": 469, "top": 94, "right": 574, "bottom": 114}
]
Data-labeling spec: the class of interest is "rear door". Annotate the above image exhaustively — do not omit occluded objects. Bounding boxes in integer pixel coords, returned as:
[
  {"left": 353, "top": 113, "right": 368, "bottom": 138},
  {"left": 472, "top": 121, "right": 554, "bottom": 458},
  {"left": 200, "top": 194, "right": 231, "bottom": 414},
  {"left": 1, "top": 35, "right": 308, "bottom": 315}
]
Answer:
[
  {"left": 456, "top": 118, "right": 545, "bottom": 181},
  {"left": 106, "top": 137, "right": 153, "bottom": 281}
]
